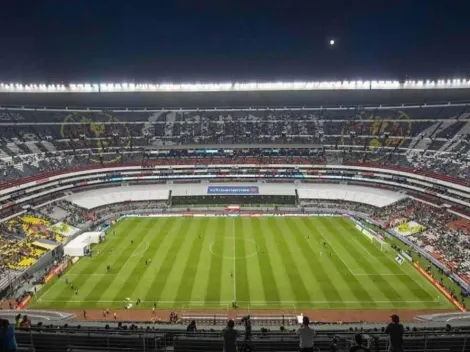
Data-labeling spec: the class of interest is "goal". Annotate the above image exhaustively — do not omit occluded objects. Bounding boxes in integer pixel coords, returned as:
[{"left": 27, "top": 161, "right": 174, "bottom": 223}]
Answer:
[{"left": 372, "top": 236, "right": 390, "bottom": 252}]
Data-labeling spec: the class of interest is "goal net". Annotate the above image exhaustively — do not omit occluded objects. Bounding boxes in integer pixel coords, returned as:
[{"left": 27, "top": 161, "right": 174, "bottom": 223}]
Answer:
[{"left": 372, "top": 236, "right": 390, "bottom": 252}]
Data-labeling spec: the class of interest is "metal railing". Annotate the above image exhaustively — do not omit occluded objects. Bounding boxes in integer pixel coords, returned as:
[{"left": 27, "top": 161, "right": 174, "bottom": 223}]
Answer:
[{"left": 12, "top": 326, "right": 470, "bottom": 352}]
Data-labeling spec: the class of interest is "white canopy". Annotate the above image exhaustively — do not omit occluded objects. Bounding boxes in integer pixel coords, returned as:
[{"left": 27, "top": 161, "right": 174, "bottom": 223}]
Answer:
[
  {"left": 80, "top": 231, "right": 104, "bottom": 243},
  {"left": 297, "top": 184, "right": 405, "bottom": 207},
  {"left": 63, "top": 232, "right": 104, "bottom": 257},
  {"left": 67, "top": 187, "right": 169, "bottom": 209}
]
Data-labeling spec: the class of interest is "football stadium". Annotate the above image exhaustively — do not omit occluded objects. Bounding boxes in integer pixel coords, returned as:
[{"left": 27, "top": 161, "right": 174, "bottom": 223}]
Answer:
[{"left": 0, "top": 81, "right": 469, "bottom": 351}]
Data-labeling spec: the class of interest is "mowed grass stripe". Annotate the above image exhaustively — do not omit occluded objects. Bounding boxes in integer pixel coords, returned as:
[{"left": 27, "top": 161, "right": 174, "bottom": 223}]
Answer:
[
  {"left": 49, "top": 219, "right": 141, "bottom": 307},
  {"left": 118, "top": 218, "right": 173, "bottom": 301},
  {"left": 318, "top": 218, "right": 395, "bottom": 305},
  {"left": 322, "top": 218, "right": 409, "bottom": 308},
  {"left": 204, "top": 217, "right": 226, "bottom": 303},
  {"left": 268, "top": 218, "right": 311, "bottom": 302},
  {"left": 159, "top": 220, "right": 202, "bottom": 301},
  {"left": 46, "top": 219, "right": 146, "bottom": 307},
  {"left": 302, "top": 218, "right": 378, "bottom": 308},
  {"left": 339, "top": 218, "right": 444, "bottom": 308},
  {"left": 189, "top": 218, "right": 217, "bottom": 302},
  {"left": 259, "top": 219, "right": 297, "bottom": 304},
  {"left": 31, "top": 216, "right": 454, "bottom": 311},
  {"left": 82, "top": 219, "right": 158, "bottom": 307},
  {"left": 251, "top": 218, "right": 280, "bottom": 302},
  {"left": 32, "top": 219, "right": 131, "bottom": 306},
  {"left": 242, "top": 217, "right": 265, "bottom": 303},
  {"left": 340, "top": 218, "right": 438, "bottom": 304},
  {"left": 234, "top": 218, "right": 250, "bottom": 302},
  {"left": 219, "top": 219, "right": 236, "bottom": 304},
  {"left": 138, "top": 218, "right": 182, "bottom": 306},
  {"left": 66, "top": 218, "right": 134, "bottom": 275},
  {"left": 340, "top": 220, "right": 405, "bottom": 276},
  {"left": 296, "top": 218, "right": 351, "bottom": 302},
  {"left": 261, "top": 219, "right": 303, "bottom": 304},
  {"left": 284, "top": 218, "right": 342, "bottom": 305},
  {"left": 174, "top": 218, "right": 210, "bottom": 302},
  {"left": 144, "top": 218, "right": 193, "bottom": 303}
]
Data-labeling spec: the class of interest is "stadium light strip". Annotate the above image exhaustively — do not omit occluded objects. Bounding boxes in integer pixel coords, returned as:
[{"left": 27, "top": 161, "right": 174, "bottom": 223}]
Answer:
[{"left": 0, "top": 79, "right": 470, "bottom": 93}]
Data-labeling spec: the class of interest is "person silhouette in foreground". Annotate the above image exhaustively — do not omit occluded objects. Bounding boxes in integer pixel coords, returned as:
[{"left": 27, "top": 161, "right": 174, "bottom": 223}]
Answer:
[
  {"left": 385, "top": 314, "right": 405, "bottom": 352},
  {"left": 221, "top": 319, "right": 238, "bottom": 352},
  {"left": 186, "top": 320, "right": 197, "bottom": 333},
  {"left": 296, "top": 316, "right": 315, "bottom": 352},
  {"left": 0, "top": 319, "right": 17, "bottom": 352},
  {"left": 350, "top": 333, "right": 370, "bottom": 352}
]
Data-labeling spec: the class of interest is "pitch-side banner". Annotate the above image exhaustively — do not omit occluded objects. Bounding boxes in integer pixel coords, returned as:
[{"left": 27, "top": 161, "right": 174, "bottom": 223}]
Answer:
[{"left": 207, "top": 186, "right": 259, "bottom": 194}]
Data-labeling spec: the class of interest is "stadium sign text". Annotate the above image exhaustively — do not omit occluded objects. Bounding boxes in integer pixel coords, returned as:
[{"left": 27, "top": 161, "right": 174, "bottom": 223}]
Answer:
[{"left": 207, "top": 186, "right": 259, "bottom": 195}]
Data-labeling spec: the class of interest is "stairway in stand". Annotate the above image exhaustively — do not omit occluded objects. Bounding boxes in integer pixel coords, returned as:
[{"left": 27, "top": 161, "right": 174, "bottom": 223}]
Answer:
[{"left": 41, "top": 140, "right": 57, "bottom": 152}]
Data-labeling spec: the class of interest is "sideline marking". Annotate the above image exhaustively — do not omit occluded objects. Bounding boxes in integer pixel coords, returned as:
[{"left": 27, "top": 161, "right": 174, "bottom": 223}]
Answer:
[
  {"left": 36, "top": 255, "right": 88, "bottom": 303},
  {"left": 353, "top": 273, "right": 408, "bottom": 276},
  {"left": 37, "top": 298, "right": 442, "bottom": 304},
  {"left": 314, "top": 221, "right": 410, "bottom": 277},
  {"left": 38, "top": 221, "right": 150, "bottom": 303},
  {"left": 66, "top": 273, "right": 117, "bottom": 277},
  {"left": 345, "top": 223, "right": 410, "bottom": 276}
]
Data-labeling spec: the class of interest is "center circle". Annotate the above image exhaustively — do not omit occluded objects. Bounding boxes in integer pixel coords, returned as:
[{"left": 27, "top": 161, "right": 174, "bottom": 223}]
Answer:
[{"left": 209, "top": 237, "right": 260, "bottom": 260}]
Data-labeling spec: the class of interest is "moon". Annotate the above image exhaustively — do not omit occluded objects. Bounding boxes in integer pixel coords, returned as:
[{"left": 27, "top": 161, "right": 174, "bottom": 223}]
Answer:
[{"left": 329, "top": 39, "right": 335, "bottom": 46}]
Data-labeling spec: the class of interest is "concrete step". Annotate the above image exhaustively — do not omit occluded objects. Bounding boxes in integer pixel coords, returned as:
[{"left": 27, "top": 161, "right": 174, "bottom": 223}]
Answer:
[{"left": 41, "top": 140, "right": 57, "bottom": 152}]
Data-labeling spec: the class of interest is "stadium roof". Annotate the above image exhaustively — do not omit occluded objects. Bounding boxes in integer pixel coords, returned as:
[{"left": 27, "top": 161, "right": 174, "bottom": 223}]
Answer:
[{"left": 1, "top": 79, "right": 470, "bottom": 109}]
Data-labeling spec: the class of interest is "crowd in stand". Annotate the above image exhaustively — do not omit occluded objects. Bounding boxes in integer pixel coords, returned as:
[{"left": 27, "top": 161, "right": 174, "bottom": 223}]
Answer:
[
  {"left": 0, "top": 109, "right": 468, "bottom": 305},
  {"left": 0, "top": 198, "right": 173, "bottom": 283},
  {"left": 301, "top": 200, "right": 377, "bottom": 214},
  {"left": 0, "top": 150, "right": 468, "bottom": 187},
  {"left": 90, "top": 201, "right": 167, "bottom": 219},
  {"left": 0, "top": 236, "right": 38, "bottom": 270},
  {"left": 400, "top": 151, "right": 469, "bottom": 180},
  {"left": 373, "top": 198, "right": 470, "bottom": 281},
  {"left": 0, "top": 207, "right": 78, "bottom": 283},
  {"left": 54, "top": 200, "right": 89, "bottom": 227},
  {"left": 0, "top": 107, "right": 468, "bottom": 182},
  {"left": 284, "top": 196, "right": 470, "bottom": 288}
]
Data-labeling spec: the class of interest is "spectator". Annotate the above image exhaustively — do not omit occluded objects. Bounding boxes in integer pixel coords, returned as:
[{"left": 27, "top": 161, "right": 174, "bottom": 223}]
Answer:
[
  {"left": 296, "top": 316, "right": 315, "bottom": 352},
  {"left": 385, "top": 314, "right": 404, "bottom": 352},
  {"left": 186, "top": 320, "right": 197, "bottom": 333},
  {"left": 221, "top": 320, "right": 238, "bottom": 352},
  {"left": 350, "top": 333, "right": 370, "bottom": 352},
  {"left": 14, "top": 315, "right": 21, "bottom": 328},
  {"left": 0, "top": 319, "right": 17, "bottom": 352},
  {"left": 19, "top": 315, "right": 31, "bottom": 329}
]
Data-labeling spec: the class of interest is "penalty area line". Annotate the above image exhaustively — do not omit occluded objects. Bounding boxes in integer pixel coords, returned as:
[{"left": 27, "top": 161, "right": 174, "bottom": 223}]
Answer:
[
  {"left": 352, "top": 273, "right": 409, "bottom": 276},
  {"left": 66, "top": 273, "right": 118, "bottom": 277}
]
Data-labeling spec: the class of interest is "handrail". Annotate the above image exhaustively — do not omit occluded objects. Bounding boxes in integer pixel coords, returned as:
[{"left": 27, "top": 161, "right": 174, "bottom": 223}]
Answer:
[{"left": 12, "top": 326, "right": 470, "bottom": 336}]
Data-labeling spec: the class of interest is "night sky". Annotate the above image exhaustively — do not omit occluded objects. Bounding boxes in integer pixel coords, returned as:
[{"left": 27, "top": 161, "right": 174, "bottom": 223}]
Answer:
[{"left": 1, "top": 0, "right": 470, "bottom": 82}]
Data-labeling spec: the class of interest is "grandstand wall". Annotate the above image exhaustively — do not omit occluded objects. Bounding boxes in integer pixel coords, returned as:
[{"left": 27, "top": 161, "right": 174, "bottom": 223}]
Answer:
[
  {"left": 0, "top": 162, "right": 468, "bottom": 214},
  {"left": 0, "top": 91, "right": 468, "bottom": 336}
]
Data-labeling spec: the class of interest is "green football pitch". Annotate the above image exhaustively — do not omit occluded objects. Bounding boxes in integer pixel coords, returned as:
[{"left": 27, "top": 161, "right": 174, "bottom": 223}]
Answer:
[{"left": 29, "top": 216, "right": 455, "bottom": 311}]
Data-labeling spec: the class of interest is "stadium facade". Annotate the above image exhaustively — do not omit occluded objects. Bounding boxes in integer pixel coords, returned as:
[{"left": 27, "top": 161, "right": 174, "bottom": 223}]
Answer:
[{"left": 0, "top": 81, "right": 469, "bottom": 351}]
